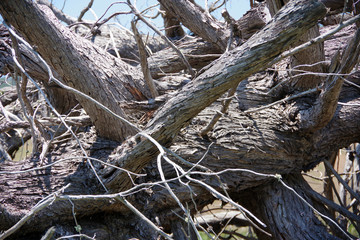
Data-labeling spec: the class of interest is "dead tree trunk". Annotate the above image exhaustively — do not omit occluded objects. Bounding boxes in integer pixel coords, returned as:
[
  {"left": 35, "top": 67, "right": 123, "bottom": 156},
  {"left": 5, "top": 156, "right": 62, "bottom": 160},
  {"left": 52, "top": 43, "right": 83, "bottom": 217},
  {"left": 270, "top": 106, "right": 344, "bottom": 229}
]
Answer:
[
  {"left": 1, "top": 0, "right": 360, "bottom": 239},
  {"left": 0, "top": 0, "right": 152, "bottom": 141}
]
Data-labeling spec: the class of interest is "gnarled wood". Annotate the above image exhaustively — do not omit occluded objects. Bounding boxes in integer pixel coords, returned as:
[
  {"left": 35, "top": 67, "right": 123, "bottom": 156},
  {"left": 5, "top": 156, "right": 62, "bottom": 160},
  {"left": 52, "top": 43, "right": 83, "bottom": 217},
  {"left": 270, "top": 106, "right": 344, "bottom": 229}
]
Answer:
[
  {"left": 0, "top": 1, "right": 150, "bottom": 141},
  {"left": 101, "top": 0, "right": 327, "bottom": 192},
  {"left": 158, "top": 0, "right": 230, "bottom": 51},
  {"left": 2, "top": 0, "right": 360, "bottom": 239}
]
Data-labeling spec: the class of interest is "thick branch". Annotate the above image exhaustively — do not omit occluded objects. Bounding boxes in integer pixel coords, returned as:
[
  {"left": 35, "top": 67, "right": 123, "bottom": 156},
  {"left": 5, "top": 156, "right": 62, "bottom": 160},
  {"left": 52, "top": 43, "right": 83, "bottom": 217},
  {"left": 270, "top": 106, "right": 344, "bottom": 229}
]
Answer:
[
  {"left": 299, "top": 28, "right": 360, "bottom": 131},
  {"left": 101, "top": 0, "right": 327, "bottom": 191},
  {"left": 147, "top": 37, "right": 221, "bottom": 79},
  {"left": 36, "top": 0, "right": 77, "bottom": 25},
  {"left": 0, "top": 0, "right": 151, "bottom": 141},
  {"left": 249, "top": 174, "right": 343, "bottom": 239},
  {"left": 158, "top": 0, "right": 230, "bottom": 51}
]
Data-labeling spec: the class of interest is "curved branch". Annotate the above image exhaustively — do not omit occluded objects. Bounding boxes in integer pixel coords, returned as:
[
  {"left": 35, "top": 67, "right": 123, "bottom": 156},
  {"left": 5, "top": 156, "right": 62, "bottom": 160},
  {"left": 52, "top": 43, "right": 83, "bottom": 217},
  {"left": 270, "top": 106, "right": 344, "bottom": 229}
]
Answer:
[
  {"left": 158, "top": 0, "right": 230, "bottom": 51},
  {"left": 299, "top": 28, "right": 360, "bottom": 131},
  {"left": 0, "top": 0, "right": 151, "bottom": 141},
  {"left": 101, "top": 0, "right": 327, "bottom": 191}
]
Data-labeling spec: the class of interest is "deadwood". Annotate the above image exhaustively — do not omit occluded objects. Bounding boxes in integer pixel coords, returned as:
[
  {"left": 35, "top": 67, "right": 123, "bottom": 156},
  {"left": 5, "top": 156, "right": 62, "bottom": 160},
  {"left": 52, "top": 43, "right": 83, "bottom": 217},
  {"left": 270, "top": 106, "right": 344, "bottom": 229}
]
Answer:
[
  {"left": 2, "top": 0, "right": 360, "bottom": 239},
  {"left": 158, "top": 0, "right": 230, "bottom": 51},
  {"left": 0, "top": 0, "right": 151, "bottom": 141},
  {"left": 238, "top": 174, "right": 344, "bottom": 240},
  {"left": 101, "top": 0, "right": 327, "bottom": 192}
]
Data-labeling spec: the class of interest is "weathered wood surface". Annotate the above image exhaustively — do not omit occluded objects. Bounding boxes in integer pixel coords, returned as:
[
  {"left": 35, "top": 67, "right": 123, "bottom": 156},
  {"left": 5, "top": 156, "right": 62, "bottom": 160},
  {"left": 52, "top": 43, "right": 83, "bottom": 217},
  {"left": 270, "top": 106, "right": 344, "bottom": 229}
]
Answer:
[
  {"left": 2, "top": 0, "right": 360, "bottom": 239},
  {"left": 1, "top": 78, "right": 360, "bottom": 238},
  {"left": 101, "top": 0, "right": 328, "bottom": 192},
  {"left": 148, "top": 37, "right": 221, "bottom": 79},
  {"left": 159, "top": 0, "right": 230, "bottom": 51},
  {"left": 0, "top": 0, "right": 151, "bottom": 141}
]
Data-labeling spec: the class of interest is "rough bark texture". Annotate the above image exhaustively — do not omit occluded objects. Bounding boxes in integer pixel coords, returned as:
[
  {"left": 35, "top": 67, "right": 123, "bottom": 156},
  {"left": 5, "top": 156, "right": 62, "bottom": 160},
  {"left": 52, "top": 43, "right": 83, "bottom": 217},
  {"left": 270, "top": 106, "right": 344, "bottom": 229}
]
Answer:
[
  {"left": 148, "top": 37, "right": 221, "bottom": 79},
  {"left": 74, "top": 24, "right": 167, "bottom": 64},
  {"left": 2, "top": 0, "right": 360, "bottom": 239},
  {"left": 160, "top": 4, "right": 185, "bottom": 40},
  {"left": 268, "top": 0, "right": 325, "bottom": 90},
  {"left": 158, "top": 0, "right": 230, "bottom": 51},
  {"left": 100, "top": 0, "right": 327, "bottom": 192},
  {"left": 237, "top": 174, "right": 341, "bottom": 240},
  {"left": 0, "top": 0, "right": 151, "bottom": 141}
]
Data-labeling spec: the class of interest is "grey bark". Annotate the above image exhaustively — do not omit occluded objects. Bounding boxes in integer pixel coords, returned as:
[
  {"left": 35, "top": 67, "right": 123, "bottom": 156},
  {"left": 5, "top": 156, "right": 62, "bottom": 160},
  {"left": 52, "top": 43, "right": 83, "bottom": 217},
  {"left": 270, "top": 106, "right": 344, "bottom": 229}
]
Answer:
[
  {"left": 160, "top": 4, "right": 185, "bottom": 39},
  {"left": 2, "top": 0, "right": 360, "bottom": 239},
  {"left": 100, "top": 0, "right": 327, "bottom": 192},
  {"left": 0, "top": 0, "right": 151, "bottom": 142},
  {"left": 158, "top": 0, "right": 230, "bottom": 51},
  {"left": 244, "top": 174, "right": 342, "bottom": 240}
]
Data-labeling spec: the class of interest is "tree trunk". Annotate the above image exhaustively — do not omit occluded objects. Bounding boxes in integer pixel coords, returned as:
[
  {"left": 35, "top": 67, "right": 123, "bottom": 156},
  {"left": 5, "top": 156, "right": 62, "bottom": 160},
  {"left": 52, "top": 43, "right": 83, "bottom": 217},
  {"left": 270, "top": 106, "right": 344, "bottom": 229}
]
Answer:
[
  {"left": 237, "top": 173, "right": 342, "bottom": 240},
  {"left": 2, "top": 0, "right": 360, "bottom": 239},
  {"left": 0, "top": 0, "right": 152, "bottom": 141}
]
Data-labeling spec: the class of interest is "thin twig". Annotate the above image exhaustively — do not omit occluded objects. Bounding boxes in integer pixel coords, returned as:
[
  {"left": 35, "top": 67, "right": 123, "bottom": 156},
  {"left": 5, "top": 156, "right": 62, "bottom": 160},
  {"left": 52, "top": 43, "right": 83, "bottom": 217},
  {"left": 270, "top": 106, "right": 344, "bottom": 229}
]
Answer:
[
  {"left": 324, "top": 160, "right": 360, "bottom": 204},
  {"left": 108, "top": 25, "right": 121, "bottom": 58},
  {"left": 268, "top": 14, "right": 360, "bottom": 67},
  {"left": 209, "top": 0, "right": 227, "bottom": 13},
  {"left": 116, "top": 196, "right": 173, "bottom": 240},
  {"left": 306, "top": 187, "right": 360, "bottom": 233},
  {"left": 87, "top": 1, "right": 130, "bottom": 32},
  {"left": 56, "top": 234, "right": 95, "bottom": 240},
  {"left": 4, "top": 23, "right": 141, "bottom": 132},
  {"left": 139, "top": 132, "right": 202, "bottom": 239},
  {"left": 127, "top": 0, "right": 196, "bottom": 78},
  {"left": 14, "top": 71, "right": 38, "bottom": 157},
  {"left": 67, "top": 198, "right": 82, "bottom": 235},
  {"left": 77, "top": 0, "right": 94, "bottom": 22},
  {"left": 4, "top": 23, "right": 109, "bottom": 192},
  {"left": 201, "top": 86, "right": 236, "bottom": 136},
  {"left": 9, "top": 33, "right": 39, "bottom": 157},
  {"left": 0, "top": 184, "right": 71, "bottom": 240},
  {"left": 278, "top": 178, "right": 353, "bottom": 240},
  {"left": 245, "top": 87, "right": 319, "bottom": 114},
  {"left": 0, "top": 156, "right": 145, "bottom": 177}
]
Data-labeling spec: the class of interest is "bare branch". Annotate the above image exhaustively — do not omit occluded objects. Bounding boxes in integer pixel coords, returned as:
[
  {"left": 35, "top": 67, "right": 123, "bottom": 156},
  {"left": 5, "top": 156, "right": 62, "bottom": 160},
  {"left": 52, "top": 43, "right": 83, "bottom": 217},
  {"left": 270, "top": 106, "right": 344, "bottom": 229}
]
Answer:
[
  {"left": 299, "top": 27, "right": 360, "bottom": 131},
  {"left": 269, "top": 14, "right": 360, "bottom": 67},
  {"left": 159, "top": 0, "right": 229, "bottom": 51},
  {"left": 127, "top": 0, "right": 195, "bottom": 77},
  {"left": 324, "top": 160, "right": 360, "bottom": 204},
  {"left": 200, "top": 86, "right": 236, "bottom": 136},
  {"left": 36, "top": 0, "right": 77, "bottom": 25},
  {"left": 131, "top": 21, "right": 159, "bottom": 98},
  {"left": 77, "top": 0, "right": 94, "bottom": 22},
  {"left": 101, "top": 0, "right": 327, "bottom": 191},
  {"left": 0, "top": 120, "right": 29, "bottom": 133},
  {"left": 5, "top": 23, "right": 109, "bottom": 191},
  {"left": 0, "top": 184, "right": 71, "bottom": 240}
]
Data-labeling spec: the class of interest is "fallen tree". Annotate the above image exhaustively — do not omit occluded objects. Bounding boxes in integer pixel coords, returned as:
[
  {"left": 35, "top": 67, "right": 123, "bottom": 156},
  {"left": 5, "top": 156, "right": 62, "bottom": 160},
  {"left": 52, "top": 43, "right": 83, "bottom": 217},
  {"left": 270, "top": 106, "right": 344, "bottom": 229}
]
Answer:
[{"left": 1, "top": 0, "right": 360, "bottom": 239}]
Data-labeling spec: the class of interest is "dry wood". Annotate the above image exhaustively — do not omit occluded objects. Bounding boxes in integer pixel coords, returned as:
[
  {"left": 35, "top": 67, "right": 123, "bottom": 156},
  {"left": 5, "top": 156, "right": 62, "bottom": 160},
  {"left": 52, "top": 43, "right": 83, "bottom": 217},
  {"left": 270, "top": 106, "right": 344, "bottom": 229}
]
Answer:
[
  {"left": 299, "top": 28, "right": 360, "bottom": 131},
  {"left": 131, "top": 21, "right": 159, "bottom": 98},
  {"left": 158, "top": 0, "right": 230, "bottom": 51},
  {"left": 147, "top": 37, "right": 221, "bottom": 79},
  {"left": 0, "top": 0, "right": 152, "bottom": 141},
  {"left": 160, "top": 4, "right": 185, "bottom": 39},
  {"left": 2, "top": 0, "right": 360, "bottom": 239},
  {"left": 101, "top": 0, "right": 327, "bottom": 191}
]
